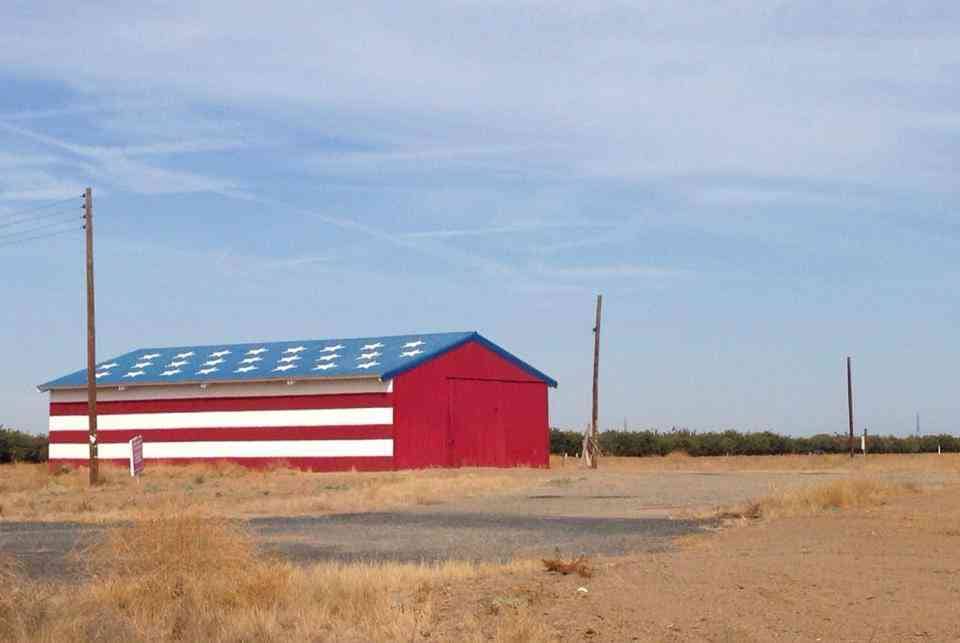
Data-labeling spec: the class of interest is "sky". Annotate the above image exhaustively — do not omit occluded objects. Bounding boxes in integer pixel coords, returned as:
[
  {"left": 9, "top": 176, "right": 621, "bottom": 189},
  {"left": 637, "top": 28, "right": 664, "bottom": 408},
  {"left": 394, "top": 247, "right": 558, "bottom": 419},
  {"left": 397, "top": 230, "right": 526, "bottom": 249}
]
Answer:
[{"left": 0, "top": 1, "right": 958, "bottom": 437}]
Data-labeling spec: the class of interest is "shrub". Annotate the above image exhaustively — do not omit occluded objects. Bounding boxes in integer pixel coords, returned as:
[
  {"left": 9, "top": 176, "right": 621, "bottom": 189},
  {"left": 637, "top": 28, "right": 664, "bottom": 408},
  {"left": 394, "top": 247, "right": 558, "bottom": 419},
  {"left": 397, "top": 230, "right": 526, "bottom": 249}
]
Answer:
[
  {"left": 0, "top": 430, "right": 47, "bottom": 464},
  {"left": 550, "top": 428, "right": 959, "bottom": 457}
]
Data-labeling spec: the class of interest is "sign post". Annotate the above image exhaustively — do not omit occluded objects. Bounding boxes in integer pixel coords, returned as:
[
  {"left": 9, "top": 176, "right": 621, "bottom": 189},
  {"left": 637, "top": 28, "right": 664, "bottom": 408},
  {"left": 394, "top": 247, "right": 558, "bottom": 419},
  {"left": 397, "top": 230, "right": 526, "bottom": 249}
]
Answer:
[{"left": 129, "top": 436, "right": 144, "bottom": 479}]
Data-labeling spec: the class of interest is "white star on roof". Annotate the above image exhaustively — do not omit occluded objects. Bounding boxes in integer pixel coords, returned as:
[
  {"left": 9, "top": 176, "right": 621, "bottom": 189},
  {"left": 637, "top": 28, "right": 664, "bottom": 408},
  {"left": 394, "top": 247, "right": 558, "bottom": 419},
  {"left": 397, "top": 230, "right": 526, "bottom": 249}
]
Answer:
[
  {"left": 313, "top": 363, "right": 337, "bottom": 371},
  {"left": 161, "top": 369, "right": 181, "bottom": 376},
  {"left": 133, "top": 361, "right": 153, "bottom": 369},
  {"left": 123, "top": 370, "right": 145, "bottom": 378},
  {"left": 400, "top": 349, "right": 424, "bottom": 358},
  {"left": 357, "top": 351, "right": 381, "bottom": 360},
  {"left": 316, "top": 354, "right": 339, "bottom": 362},
  {"left": 141, "top": 353, "right": 161, "bottom": 360},
  {"left": 321, "top": 344, "right": 344, "bottom": 352},
  {"left": 175, "top": 351, "right": 194, "bottom": 359},
  {"left": 246, "top": 347, "right": 268, "bottom": 355},
  {"left": 168, "top": 360, "right": 188, "bottom": 368},
  {"left": 235, "top": 366, "right": 257, "bottom": 373},
  {"left": 356, "top": 361, "right": 380, "bottom": 370},
  {"left": 240, "top": 356, "right": 262, "bottom": 364},
  {"left": 273, "top": 364, "right": 297, "bottom": 372},
  {"left": 197, "top": 367, "right": 219, "bottom": 375},
  {"left": 278, "top": 355, "right": 301, "bottom": 364},
  {"left": 210, "top": 350, "right": 231, "bottom": 358},
  {"left": 95, "top": 371, "right": 110, "bottom": 378},
  {"left": 283, "top": 346, "right": 307, "bottom": 354},
  {"left": 403, "top": 340, "right": 425, "bottom": 349},
  {"left": 362, "top": 342, "right": 384, "bottom": 350},
  {"left": 203, "top": 358, "right": 225, "bottom": 367},
  {"left": 98, "top": 362, "right": 117, "bottom": 369}
]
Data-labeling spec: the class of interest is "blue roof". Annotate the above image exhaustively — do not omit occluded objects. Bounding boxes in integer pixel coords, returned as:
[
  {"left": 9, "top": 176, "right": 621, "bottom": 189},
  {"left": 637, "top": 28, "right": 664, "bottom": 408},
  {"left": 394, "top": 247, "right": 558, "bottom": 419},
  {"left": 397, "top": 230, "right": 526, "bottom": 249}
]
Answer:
[{"left": 38, "top": 331, "right": 557, "bottom": 390}]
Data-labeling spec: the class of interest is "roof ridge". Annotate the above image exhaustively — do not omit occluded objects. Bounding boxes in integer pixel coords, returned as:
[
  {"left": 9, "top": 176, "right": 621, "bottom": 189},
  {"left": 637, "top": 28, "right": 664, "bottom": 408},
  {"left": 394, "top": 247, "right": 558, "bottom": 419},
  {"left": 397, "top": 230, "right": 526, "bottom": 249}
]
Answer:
[
  {"left": 38, "top": 331, "right": 494, "bottom": 391},
  {"left": 125, "top": 330, "right": 478, "bottom": 352}
]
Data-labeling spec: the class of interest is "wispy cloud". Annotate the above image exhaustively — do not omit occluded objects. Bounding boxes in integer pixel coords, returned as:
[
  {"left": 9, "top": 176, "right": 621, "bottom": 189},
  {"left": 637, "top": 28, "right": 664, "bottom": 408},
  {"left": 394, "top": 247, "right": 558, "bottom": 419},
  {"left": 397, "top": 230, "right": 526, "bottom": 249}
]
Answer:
[
  {"left": 0, "top": 104, "right": 110, "bottom": 121},
  {"left": 213, "top": 250, "right": 332, "bottom": 279},
  {"left": 534, "top": 263, "right": 691, "bottom": 280},
  {"left": 534, "top": 231, "right": 634, "bottom": 256},
  {"left": 402, "top": 221, "right": 605, "bottom": 240},
  {"left": 0, "top": 167, "right": 84, "bottom": 201},
  {"left": 693, "top": 186, "right": 876, "bottom": 208},
  {"left": 218, "top": 189, "right": 519, "bottom": 278},
  {"left": 0, "top": 122, "right": 240, "bottom": 195},
  {"left": 0, "top": 152, "right": 61, "bottom": 168}
]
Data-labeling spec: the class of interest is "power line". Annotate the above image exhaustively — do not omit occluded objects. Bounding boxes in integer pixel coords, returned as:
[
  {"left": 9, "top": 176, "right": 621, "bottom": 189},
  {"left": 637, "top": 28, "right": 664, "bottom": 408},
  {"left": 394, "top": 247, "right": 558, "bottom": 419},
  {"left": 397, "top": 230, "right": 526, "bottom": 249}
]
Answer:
[
  {"left": 0, "top": 226, "right": 78, "bottom": 250},
  {"left": 0, "top": 196, "right": 79, "bottom": 223},
  {"left": 0, "top": 217, "right": 81, "bottom": 243},
  {"left": 0, "top": 207, "right": 77, "bottom": 231}
]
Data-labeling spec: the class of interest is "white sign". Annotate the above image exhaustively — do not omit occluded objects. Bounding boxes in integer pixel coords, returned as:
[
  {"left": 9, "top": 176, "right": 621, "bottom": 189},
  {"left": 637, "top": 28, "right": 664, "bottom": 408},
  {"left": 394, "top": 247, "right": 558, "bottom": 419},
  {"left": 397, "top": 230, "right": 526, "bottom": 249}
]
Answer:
[{"left": 129, "top": 435, "right": 144, "bottom": 477}]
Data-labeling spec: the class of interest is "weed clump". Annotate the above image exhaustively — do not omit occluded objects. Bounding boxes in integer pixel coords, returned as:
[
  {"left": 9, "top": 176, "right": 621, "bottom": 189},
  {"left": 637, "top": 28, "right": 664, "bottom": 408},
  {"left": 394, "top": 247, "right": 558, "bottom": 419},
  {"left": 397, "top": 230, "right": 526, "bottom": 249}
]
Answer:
[
  {"left": 542, "top": 555, "right": 592, "bottom": 578},
  {"left": 721, "top": 478, "right": 923, "bottom": 521}
]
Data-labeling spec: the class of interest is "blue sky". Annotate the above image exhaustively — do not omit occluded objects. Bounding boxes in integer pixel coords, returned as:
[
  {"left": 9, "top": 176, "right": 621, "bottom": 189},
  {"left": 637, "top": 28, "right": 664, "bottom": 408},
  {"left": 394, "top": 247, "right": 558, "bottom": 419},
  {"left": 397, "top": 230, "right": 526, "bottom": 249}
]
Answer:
[{"left": 1, "top": 2, "right": 957, "bottom": 436}]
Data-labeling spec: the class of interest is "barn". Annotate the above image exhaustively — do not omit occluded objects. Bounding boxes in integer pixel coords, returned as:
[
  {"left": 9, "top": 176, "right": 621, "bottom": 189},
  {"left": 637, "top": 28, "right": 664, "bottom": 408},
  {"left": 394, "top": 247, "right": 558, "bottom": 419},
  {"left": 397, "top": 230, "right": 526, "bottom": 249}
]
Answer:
[{"left": 38, "top": 331, "right": 557, "bottom": 471}]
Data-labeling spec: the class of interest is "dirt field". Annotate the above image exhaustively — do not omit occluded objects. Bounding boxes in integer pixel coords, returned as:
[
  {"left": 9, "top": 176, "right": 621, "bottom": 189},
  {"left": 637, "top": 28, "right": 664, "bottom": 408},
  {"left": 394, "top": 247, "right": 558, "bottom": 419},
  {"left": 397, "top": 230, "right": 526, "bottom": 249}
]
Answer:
[
  {"left": 3, "top": 453, "right": 956, "bottom": 523},
  {"left": 435, "top": 483, "right": 960, "bottom": 642},
  {"left": 2, "top": 454, "right": 959, "bottom": 641}
]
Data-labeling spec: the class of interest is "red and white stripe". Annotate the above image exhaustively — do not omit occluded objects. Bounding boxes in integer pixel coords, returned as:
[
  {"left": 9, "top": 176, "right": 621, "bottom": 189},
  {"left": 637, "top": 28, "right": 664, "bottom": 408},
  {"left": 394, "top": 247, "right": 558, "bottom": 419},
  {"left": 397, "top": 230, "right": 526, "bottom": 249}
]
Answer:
[{"left": 48, "top": 379, "right": 395, "bottom": 470}]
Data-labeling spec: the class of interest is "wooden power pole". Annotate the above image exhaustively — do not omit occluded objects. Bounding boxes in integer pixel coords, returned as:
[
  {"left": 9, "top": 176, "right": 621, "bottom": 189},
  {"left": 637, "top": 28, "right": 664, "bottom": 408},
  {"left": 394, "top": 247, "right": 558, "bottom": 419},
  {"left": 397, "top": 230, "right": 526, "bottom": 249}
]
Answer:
[
  {"left": 590, "top": 294, "right": 602, "bottom": 469},
  {"left": 846, "top": 356, "right": 854, "bottom": 459},
  {"left": 83, "top": 187, "right": 99, "bottom": 485}
]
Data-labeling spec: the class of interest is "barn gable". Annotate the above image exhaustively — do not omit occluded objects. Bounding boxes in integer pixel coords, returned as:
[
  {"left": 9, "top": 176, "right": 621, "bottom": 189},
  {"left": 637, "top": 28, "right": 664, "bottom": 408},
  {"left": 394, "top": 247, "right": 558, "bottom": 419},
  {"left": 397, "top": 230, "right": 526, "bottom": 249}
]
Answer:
[{"left": 392, "top": 339, "right": 551, "bottom": 469}]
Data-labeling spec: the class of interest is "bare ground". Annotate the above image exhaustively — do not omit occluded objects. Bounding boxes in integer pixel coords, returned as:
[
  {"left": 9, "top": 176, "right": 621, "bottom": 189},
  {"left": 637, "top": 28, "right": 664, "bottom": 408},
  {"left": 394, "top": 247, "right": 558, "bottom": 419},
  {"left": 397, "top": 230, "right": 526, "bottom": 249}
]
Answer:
[
  {"left": 3, "top": 455, "right": 959, "bottom": 641},
  {"left": 434, "top": 484, "right": 960, "bottom": 642},
  {"left": 3, "top": 457, "right": 953, "bottom": 584}
]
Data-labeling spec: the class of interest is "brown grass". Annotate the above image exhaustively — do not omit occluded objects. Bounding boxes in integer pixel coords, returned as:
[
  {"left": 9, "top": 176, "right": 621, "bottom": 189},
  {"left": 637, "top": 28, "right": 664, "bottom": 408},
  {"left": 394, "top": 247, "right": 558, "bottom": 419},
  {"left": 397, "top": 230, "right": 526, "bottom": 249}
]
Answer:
[
  {"left": 566, "top": 452, "right": 960, "bottom": 474},
  {"left": 1, "top": 514, "right": 554, "bottom": 642},
  {"left": 3, "top": 453, "right": 955, "bottom": 523},
  {"left": 717, "top": 477, "right": 924, "bottom": 521},
  {"left": 0, "top": 462, "right": 551, "bottom": 522}
]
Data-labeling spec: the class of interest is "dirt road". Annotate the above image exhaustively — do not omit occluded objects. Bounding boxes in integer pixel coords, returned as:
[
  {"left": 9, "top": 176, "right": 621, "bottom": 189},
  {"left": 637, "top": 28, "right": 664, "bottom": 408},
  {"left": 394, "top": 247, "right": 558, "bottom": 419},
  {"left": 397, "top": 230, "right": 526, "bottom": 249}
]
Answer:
[
  {"left": 3, "top": 465, "right": 950, "bottom": 583},
  {"left": 435, "top": 484, "right": 960, "bottom": 642},
  {"left": 1, "top": 511, "right": 706, "bottom": 580}
]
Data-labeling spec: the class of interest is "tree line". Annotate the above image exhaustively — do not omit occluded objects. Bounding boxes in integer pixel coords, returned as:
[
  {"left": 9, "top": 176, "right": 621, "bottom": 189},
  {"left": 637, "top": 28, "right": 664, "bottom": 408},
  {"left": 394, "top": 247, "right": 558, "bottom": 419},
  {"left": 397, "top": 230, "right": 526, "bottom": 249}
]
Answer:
[
  {"left": 551, "top": 428, "right": 960, "bottom": 457},
  {"left": 0, "top": 428, "right": 48, "bottom": 463}
]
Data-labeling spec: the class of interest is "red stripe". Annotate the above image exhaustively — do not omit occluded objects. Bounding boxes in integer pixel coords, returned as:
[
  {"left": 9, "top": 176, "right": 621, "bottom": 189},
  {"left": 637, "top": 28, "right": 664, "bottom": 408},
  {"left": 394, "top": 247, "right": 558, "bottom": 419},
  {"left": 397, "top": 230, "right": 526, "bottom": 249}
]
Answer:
[
  {"left": 49, "top": 456, "right": 395, "bottom": 472},
  {"left": 50, "top": 393, "right": 392, "bottom": 416},
  {"left": 49, "top": 426, "right": 393, "bottom": 444}
]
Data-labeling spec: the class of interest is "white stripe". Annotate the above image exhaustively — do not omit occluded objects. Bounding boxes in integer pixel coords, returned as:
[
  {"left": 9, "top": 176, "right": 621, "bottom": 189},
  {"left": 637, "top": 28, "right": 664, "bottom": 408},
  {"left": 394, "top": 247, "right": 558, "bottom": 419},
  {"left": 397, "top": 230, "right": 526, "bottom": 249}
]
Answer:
[
  {"left": 49, "top": 378, "right": 391, "bottom": 403},
  {"left": 50, "top": 407, "right": 393, "bottom": 432},
  {"left": 49, "top": 439, "right": 393, "bottom": 460}
]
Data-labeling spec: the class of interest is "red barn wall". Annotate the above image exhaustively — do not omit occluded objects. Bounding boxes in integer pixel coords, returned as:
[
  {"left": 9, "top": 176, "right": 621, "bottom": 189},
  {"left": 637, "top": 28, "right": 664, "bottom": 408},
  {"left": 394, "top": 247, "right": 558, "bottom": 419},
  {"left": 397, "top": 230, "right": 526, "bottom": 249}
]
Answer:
[{"left": 392, "top": 340, "right": 549, "bottom": 469}]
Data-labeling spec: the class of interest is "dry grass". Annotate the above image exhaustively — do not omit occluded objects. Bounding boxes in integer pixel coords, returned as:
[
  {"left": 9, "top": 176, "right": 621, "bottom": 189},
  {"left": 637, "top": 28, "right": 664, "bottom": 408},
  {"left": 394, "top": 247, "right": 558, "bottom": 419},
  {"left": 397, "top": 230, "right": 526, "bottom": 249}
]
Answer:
[
  {"left": 717, "top": 477, "right": 924, "bottom": 521},
  {"left": 0, "top": 462, "right": 551, "bottom": 522},
  {"left": 3, "top": 453, "right": 954, "bottom": 523},
  {"left": 561, "top": 452, "right": 960, "bottom": 474},
  {"left": 0, "top": 514, "right": 554, "bottom": 642},
  {"left": 542, "top": 554, "right": 592, "bottom": 578}
]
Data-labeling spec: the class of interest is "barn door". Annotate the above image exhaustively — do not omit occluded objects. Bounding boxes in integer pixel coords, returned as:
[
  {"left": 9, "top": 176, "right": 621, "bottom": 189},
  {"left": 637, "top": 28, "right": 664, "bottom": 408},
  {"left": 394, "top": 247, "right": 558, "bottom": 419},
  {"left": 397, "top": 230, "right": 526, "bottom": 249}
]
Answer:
[{"left": 446, "top": 378, "right": 541, "bottom": 467}]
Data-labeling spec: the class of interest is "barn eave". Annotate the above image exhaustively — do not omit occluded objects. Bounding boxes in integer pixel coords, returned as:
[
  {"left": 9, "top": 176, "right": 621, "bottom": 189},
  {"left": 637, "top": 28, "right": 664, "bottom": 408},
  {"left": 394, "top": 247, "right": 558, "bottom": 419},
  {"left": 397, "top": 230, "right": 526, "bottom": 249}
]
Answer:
[{"left": 37, "top": 373, "right": 387, "bottom": 393}]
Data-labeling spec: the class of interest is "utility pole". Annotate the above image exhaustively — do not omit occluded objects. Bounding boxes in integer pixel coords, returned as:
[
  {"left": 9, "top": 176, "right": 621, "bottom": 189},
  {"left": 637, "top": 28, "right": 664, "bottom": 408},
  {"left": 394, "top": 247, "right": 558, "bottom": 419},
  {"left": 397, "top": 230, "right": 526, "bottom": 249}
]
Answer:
[
  {"left": 846, "top": 356, "right": 854, "bottom": 459},
  {"left": 83, "top": 187, "right": 98, "bottom": 485},
  {"left": 590, "top": 294, "right": 602, "bottom": 469}
]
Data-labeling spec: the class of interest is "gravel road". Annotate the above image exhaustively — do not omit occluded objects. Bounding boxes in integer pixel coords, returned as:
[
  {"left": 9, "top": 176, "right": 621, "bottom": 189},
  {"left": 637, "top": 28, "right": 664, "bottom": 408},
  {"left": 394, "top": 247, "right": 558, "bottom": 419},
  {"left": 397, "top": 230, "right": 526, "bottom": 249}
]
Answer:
[
  {"left": 252, "top": 511, "right": 704, "bottom": 565},
  {"left": 1, "top": 511, "right": 707, "bottom": 580},
  {"left": 9, "top": 467, "right": 942, "bottom": 581}
]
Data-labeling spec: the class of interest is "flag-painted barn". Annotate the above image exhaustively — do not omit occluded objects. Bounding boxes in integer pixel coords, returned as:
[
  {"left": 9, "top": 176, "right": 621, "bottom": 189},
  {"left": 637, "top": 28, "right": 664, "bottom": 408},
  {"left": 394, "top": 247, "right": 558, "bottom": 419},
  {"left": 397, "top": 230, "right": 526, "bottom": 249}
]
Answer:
[{"left": 38, "top": 331, "right": 557, "bottom": 471}]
